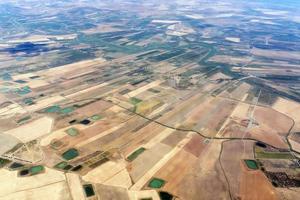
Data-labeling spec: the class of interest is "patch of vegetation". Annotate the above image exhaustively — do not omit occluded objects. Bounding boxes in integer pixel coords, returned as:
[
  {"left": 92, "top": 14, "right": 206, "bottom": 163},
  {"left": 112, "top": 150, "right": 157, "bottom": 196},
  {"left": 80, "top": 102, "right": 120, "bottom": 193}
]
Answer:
[
  {"left": 44, "top": 105, "right": 61, "bottom": 113},
  {"left": 62, "top": 148, "right": 79, "bottom": 160},
  {"left": 148, "top": 178, "right": 165, "bottom": 189},
  {"left": 60, "top": 106, "right": 75, "bottom": 114},
  {"left": 17, "top": 116, "right": 31, "bottom": 124},
  {"left": 29, "top": 165, "right": 44, "bottom": 175},
  {"left": 65, "top": 127, "right": 79, "bottom": 136},
  {"left": 90, "top": 114, "right": 103, "bottom": 121},
  {"left": 0, "top": 158, "right": 10, "bottom": 168},
  {"left": 130, "top": 97, "right": 142, "bottom": 105},
  {"left": 148, "top": 88, "right": 160, "bottom": 93},
  {"left": 135, "top": 99, "right": 162, "bottom": 114},
  {"left": 127, "top": 147, "right": 146, "bottom": 161},
  {"left": 255, "top": 147, "right": 294, "bottom": 159},
  {"left": 83, "top": 184, "right": 95, "bottom": 197},
  {"left": 54, "top": 161, "right": 68, "bottom": 169},
  {"left": 16, "top": 86, "right": 31, "bottom": 95},
  {"left": 9, "top": 162, "right": 24, "bottom": 170},
  {"left": 244, "top": 160, "right": 259, "bottom": 170},
  {"left": 256, "top": 152, "right": 294, "bottom": 159},
  {"left": 23, "top": 98, "right": 34, "bottom": 105}
]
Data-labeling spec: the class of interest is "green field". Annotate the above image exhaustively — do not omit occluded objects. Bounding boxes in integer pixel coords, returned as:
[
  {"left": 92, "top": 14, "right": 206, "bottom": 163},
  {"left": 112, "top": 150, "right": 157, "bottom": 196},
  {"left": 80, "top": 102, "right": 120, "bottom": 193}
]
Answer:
[
  {"left": 148, "top": 178, "right": 165, "bottom": 189},
  {"left": 83, "top": 184, "right": 95, "bottom": 197},
  {"left": 255, "top": 147, "right": 294, "bottom": 159},
  {"left": 44, "top": 105, "right": 76, "bottom": 114},
  {"left": 0, "top": 158, "right": 10, "bottom": 168},
  {"left": 256, "top": 152, "right": 294, "bottom": 159},
  {"left": 127, "top": 147, "right": 146, "bottom": 161},
  {"left": 148, "top": 88, "right": 160, "bottom": 93},
  {"left": 90, "top": 114, "right": 103, "bottom": 121},
  {"left": 60, "top": 106, "right": 75, "bottom": 114},
  {"left": 16, "top": 86, "right": 31, "bottom": 95},
  {"left": 62, "top": 148, "right": 79, "bottom": 160},
  {"left": 17, "top": 116, "right": 31, "bottom": 124},
  {"left": 23, "top": 98, "right": 34, "bottom": 105},
  {"left": 9, "top": 162, "right": 24, "bottom": 170},
  {"left": 54, "top": 161, "right": 68, "bottom": 169},
  {"left": 44, "top": 105, "right": 61, "bottom": 113},
  {"left": 65, "top": 127, "right": 79, "bottom": 136},
  {"left": 29, "top": 165, "right": 45, "bottom": 175},
  {"left": 130, "top": 97, "right": 142, "bottom": 105},
  {"left": 244, "top": 160, "right": 259, "bottom": 170}
]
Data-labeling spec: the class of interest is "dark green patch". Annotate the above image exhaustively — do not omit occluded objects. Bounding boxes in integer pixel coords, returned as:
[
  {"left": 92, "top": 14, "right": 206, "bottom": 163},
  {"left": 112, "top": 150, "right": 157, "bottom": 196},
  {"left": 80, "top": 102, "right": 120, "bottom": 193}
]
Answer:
[
  {"left": 83, "top": 184, "right": 95, "bottom": 197},
  {"left": 29, "top": 165, "right": 44, "bottom": 175},
  {"left": 127, "top": 147, "right": 146, "bottom": 161},
  {"left": 148, "top": 88, "right": 160, "bottom": 93},
  {"left": 60, "top": 107, "right": 75, "bottom": 114},
  {"left": 0, "top": 158, "right": 10, "bottom": 168},
  {"left": 17, "top": 116, "right": 31, "bottom": 124},
  {"left": 44, "top": 105, "right": 61, "bottom": 113},
  {"left": 244, "top": 160, "right": 259, "bottom": 170},
  {"left": 23, "top": 98, "right": 34, "bottom": 105},
  {"left": 15, "top": 79, "right": 27, "bottom": 83},
  {"left": 148, "top": 178, "right": 165, "bottom": 189},
  {"left": 9, "top": 162, "right": 24, "bottom": 170},
  {"left": 54, "top": 161, "right": 68, "bottom": 169},
  {"left": 16, "top": 86, "right": 31, "bottom": 95},
  {"left": 130, "top": 97, "right": 142, "bottom": 105},
  {"left": 62, "top": 148, "right": 79, "bottom": 160},
  {"left": 63, "top": 165, "right": 73, "bottom": 170}
]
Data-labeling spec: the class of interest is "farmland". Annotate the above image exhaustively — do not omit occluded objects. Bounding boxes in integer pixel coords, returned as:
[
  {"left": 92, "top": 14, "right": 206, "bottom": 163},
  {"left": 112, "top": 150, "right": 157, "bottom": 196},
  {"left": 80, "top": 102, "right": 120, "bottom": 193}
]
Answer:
[{"left": 0, "top": 0, "right": 300, "bottom": 199}]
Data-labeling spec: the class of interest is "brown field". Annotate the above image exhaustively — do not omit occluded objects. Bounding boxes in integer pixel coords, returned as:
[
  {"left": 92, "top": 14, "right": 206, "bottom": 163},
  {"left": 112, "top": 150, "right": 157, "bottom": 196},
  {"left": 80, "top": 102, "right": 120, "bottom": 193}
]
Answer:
[
  {"left": 254, "top": 107, "right": 293, "bottom": 137},
  {"left": 74, "top": 99, "right": 112, "bottom": 116},
  {"left": 272, "top": 97, "right": 300, "bottom": 132},
  {"left": 95, "top": 184, "right": 130, "bottom": 200},
  {"left": 239, "top": 165, "right": 279, "bottom": 200},
  {"left": 152, "top": 149, "right": 198, "bottom": 195},
  {"left": 161, "top": 131, "right": 187, "bottom": 148},
  {"left": 177, "top": 140, "right": 230, "bottom": 200},
  {"left": 128, "top": 143, "right": 172, "bottom": 183},
  {"left": 220, "top": 140, "right": 278, "bottom": 200},
  {"left": 183, "top": 134, "right": 206, "bottom": 157},
  {"left": 122, "top": 123, "right": 166, "bottom": 156},
  {"left": 147, "top": 137, "right": 229, "bottom": 200}
]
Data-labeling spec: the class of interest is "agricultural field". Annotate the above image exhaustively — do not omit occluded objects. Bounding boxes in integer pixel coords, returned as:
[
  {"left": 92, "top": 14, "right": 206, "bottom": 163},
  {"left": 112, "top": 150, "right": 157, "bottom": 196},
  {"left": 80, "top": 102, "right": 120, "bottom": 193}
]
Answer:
[{"left": 0, "top": 0, "right": 300, "bottom": 200}]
